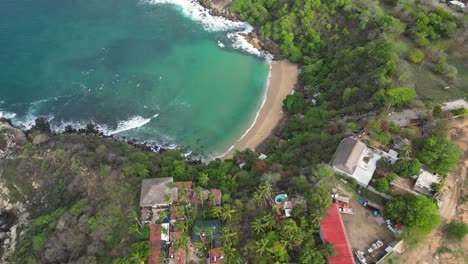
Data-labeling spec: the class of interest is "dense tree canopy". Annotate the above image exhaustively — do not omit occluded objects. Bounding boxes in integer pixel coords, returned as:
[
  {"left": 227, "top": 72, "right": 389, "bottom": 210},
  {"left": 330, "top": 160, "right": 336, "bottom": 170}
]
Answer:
[
  {"left": 416, "top": 137, "right": 462, "bottom": 175},
  {"left": 392, "top": 158, "right": 421, "bottom": 177},
  {"left": 385, "top": 194, "right": 440, "bottom": 234}
]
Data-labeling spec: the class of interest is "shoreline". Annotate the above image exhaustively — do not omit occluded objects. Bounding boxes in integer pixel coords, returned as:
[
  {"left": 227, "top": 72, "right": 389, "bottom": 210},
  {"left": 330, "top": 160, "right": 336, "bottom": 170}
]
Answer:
[{"left": 219, "top": 60, "right": 298, "bottom": 159}]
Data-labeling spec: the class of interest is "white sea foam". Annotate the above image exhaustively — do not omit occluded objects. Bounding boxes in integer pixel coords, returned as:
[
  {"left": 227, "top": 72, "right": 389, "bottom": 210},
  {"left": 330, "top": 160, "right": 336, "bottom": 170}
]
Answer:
[
  {"left": 0, "top": 111, "right": 17, "bottom": 119},
  {"left": 143, "top": 0, "right": 273, "bottom": 60},
  {"left": 106, "top": 114, "right": 159, "bottom": 135}
]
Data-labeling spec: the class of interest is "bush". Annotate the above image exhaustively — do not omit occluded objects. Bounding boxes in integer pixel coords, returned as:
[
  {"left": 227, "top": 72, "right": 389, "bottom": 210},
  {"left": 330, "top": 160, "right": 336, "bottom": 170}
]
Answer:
[
  {"left": 431, "top": 182, "right": 442, "bottom": 193},
  {"left": 408, "top": 49, "right": 424, "bottom": 63},
  {"left": 385, "top": 194, "right": 440, "bottom": 234},
  {"left": 389, "top": 123, "right": 400, "bottom": 134},
  {"left": 373, "top": 133, "right": 392, "bottom": 145},
  {"left": 387, "top": 87, "right": 416, "bottom": 107},
  {"left": 446, "top": 221, "right": 468, "bottom": 241},
  {"left": 416, "top": 137, "right": 462, "bottom": 175},
  {"left": 282, "top": 93, "right": 306, "bottom": 115},
  {"left": 387, "top": 172, "right": 397, "bottom": 182},
  {"left": 32, "top": 234, "right": 46, "bottom": 251},
  {"left": 402, "top": 128, "right": 416, "bottom": 139},
  {"left": 432, "top": 105, "right": 443, "bottom": 117},
  {"left": 393, "top": 158, "right": 421, "bottom": 177},
  {"left": 375, "top": 178, "right": 390, "bottom": 192}
]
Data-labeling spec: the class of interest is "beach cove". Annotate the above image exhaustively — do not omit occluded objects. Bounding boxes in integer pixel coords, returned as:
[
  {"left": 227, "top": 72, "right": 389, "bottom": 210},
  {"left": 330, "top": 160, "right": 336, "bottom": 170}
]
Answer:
[{"left": 0, "top": 0, "right": 287, "bottom": 158}]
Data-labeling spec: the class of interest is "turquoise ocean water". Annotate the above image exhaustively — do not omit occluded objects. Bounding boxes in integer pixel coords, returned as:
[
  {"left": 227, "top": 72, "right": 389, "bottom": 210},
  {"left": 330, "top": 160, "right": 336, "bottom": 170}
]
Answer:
[{"left": 0, "top": 0, "right": 270, "bottom": 157}]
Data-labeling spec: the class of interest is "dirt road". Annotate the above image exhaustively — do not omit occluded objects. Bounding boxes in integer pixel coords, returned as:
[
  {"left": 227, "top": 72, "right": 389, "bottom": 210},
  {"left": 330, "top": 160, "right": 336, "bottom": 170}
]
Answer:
[{"left": 398, "top": 118, "right": 468, "bottom": 264}]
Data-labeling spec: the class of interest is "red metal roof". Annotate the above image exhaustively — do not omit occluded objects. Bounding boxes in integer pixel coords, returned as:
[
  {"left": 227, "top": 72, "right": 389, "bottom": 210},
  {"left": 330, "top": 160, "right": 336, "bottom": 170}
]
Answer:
[
  {"left": 148, "top": 224, "right": 162, "bottom": 264},
  {"left": 320, "top": 204, "right": 355, "bottom": 264},
  {"left": 173, "top": 181, "right": 193, "bottom": 189}
]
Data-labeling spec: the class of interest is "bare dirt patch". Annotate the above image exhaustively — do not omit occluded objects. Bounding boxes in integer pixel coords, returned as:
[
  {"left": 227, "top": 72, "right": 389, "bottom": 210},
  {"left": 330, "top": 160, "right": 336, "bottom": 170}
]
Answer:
[
  {"left": 342, "top": 198, "right": 395, "bottom": 251},
  {"left": 398, "top": 118, "right": 468, "bottom": 264}
]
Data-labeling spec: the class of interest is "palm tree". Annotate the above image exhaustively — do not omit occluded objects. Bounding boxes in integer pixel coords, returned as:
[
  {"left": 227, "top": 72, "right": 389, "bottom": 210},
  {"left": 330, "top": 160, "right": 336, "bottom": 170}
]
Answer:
[
  {"left": 128, "top": 210, "right": 143, "bottom": 228},
  {"left": 252, "top": 192, "right": 262, "bottom": 206},
  {"left": 195, "top": 186, "right": 207, "bottom": 206},
  {"left": 262, "top": 215, "right": 276, "bottom": 231},
  {"left": 401, "top": 144, "right": 412, "bottom": 158},
  {"left": 179, "top": 188, "right": 188, "bottom": 204},
  {"left": 198, "top": 173, "right": 209, "bottom": 187},
  {"left": 255, "top": 238, "right": 269, "bottom": 256},
  {"left": 164, "top": 193, "right": 172, "bottom": 205},
  {"left": 159, "top": 211, "right": 168, "bottom": 223},
  {"left": 175, "top": 220, "right": 186, "bottom": 231},
  {"left": 176, "top": 206, "right": 185, "bottom": 219},
  {"left": 221, "top": 226, "right": 237, "bottom": 244},
  {"left": 211, "top": 206, "right": 222, "bottom": 218},
  {"left": 251, "top": 217, "right": 265, "bottom": 235},
  {"left": 158, "top": 253, "right": 168, "bottom": 263},
  {"left": 221, "top": 242, "right": 238, "bottom": 263},
  {"left": 221, "top": 204, "right": 236, "bottom": 221}
]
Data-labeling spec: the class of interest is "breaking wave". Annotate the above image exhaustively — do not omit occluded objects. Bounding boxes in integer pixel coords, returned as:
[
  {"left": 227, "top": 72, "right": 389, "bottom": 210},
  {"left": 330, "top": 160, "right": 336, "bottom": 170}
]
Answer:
[
  {"left": 105, "top": 114, "right": 159, "bottom": 135},
  {"left": 143, "top": 0, "right": 273, "bottom": 61}
]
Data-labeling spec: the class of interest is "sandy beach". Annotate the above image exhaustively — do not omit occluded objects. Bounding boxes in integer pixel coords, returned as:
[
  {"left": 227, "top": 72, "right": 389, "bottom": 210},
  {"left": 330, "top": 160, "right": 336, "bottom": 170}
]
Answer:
[{"left": 220, "top": 60, "right": 298, "bottom": 159}]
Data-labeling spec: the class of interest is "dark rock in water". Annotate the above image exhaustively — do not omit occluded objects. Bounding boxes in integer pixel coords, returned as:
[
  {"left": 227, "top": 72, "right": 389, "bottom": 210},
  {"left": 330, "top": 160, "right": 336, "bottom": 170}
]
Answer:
[
  {"left": 0, "top": 212, "right": 16, "bottom": 231},
  {"left": 85, "top": 123, "right": 99, "bottom": 134},
  {"left": 32, "top": 117, "right": 52, "bottom": 134},
  {"left": 64, "top": 125, "right": 75, "bottom": 133}
]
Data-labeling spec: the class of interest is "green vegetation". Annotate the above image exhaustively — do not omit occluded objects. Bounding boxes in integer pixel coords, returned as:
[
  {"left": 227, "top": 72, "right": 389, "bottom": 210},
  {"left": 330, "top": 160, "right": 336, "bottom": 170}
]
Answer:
[
  {"left": 416, "top": 137, "right": 462, "bottom": 175},
  {"left": 446, "top": 221, "right": 468, "bottom": 241},
  {"left": 283, "top": 93, "right": 306, "bottom": 115},
  {"left": 385, "top": 194, "right": 440, "bottom": 234},
  {"left": 392, "top": 158, "right": 421, "bottom": 177},
  {"left": 387, "top": 87, "right": 416, "bottom": 107},
  {"left": 375, "top": 177, "right": 390, "bottom": 193},
  {"left": 408, "top": 49, "right": 424, "bottom": 64}
]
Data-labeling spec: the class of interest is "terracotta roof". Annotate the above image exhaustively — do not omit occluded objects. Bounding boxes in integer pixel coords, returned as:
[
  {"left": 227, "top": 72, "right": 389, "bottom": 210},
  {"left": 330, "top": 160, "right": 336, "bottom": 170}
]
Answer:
[
  {"left": 209, "top": 189, "right": 222, "bottom": 205},
  {"left": 320, "top": 204, "right": 355, "bottom": 264},
  {"left": 173, "top": 181, "right": 192, "bottom": 189},
  {"left": 208, "top": 247, "right": 224, "bottom": 263},
  {"left": 170, "top": 231, "right": 183, "bottom": 241},
  {"left": 140, "top": 177, "right": 176, "bottom": 207},
  {"left": 331, "top": 137, "right": 366, "bottom": 175},
  {"left": 171, "top": 206, "right": 185, "bottom": 220},
  {"left": 148, "top": 224, "right": 162, "bottom": 264},
  {"left": 169, "top": 246, "right": 186, "bottom": 264}
]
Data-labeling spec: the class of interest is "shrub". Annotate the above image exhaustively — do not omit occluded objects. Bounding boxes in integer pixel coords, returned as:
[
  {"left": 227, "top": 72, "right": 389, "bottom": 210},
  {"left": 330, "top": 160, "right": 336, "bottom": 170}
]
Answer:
[
  {"left": 408, "top": 49, "right": 424, "bottom": 63},
  {"left": 375, "top": 178, "right": 390, "bottom": 192},
  {"left": 387, "top": 172, "right": 397, "bottom": 182},
  {"left": 282, "top": 93, "right": 306, "bottom": 115},
  {"left": 446, "top": 221, "right": 468, "bottom": 241},
  {"left": 32, "top": 234, "right": 47, "bottom": 251},
  {"left": 432, "top": 105, "right": 443, "bottom": 117},
  {"left": 385, "top": 194, "right": 440, "bottom": 234},
  {"left": 387, "top": 87, "right": 416, "bottom": 107},
  {"left": 389, "top": 123, "right": 400, "bottom": 134},
  {"left": 373, "top": 133, "right": 392, "bottom": 145},
  {"left": 431, "top": 182, "right": 442, "bottom": 193},
  {"left": 393, "top": 158, "right": 421, "bottom": 177},
  {"left": 402, "top": 128, "right": 416, "bottom": 139}
]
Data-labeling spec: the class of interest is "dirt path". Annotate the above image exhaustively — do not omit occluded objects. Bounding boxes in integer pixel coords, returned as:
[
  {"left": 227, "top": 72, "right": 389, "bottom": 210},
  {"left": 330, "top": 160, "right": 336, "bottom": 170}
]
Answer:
[{"left": 398, "top": 118, "right": 468, "bottom": 264}]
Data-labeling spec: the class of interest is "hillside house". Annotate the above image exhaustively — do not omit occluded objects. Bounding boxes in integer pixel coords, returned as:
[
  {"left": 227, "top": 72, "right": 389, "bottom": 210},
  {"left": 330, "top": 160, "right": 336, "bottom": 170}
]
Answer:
[
  {"left": 140, "top": 177, "right": 177, "bottom": 208},
  {"left": 208, "top": 247, "right": 224, "bottom": 264},
  {"left": 414, "top": 170, "right": 441, "bottom": 196}
]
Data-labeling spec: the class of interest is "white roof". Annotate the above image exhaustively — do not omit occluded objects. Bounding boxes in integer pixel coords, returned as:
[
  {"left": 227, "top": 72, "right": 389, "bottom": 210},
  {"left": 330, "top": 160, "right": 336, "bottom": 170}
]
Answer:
[
  {"left": 351, "top": 148, "right": 381, "bottom": 186},
  {"left": 414, "top": 170, "right": 441, "bottom": 192},
  {"left": 161, "top": 223, "right": 170, "bottom": 241}
]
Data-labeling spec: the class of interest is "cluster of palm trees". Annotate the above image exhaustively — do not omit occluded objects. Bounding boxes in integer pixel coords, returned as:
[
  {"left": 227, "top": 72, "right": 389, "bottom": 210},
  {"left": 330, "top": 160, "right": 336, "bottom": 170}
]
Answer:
[
  {"left": 251, "top": 214, "right": 276, "bottom": 236},
  {"left": 252, "top": 182, "right": 274, "bottom": 206}
]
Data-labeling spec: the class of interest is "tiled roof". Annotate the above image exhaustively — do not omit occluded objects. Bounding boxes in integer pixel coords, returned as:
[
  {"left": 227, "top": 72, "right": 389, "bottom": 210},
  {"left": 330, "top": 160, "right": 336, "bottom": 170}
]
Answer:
[
  {"left": 173, "top": 181, "right": 193, "bottom": 189},
  {"left": 148, "top": 224, "right": 162, "bottom": 264},
  {"left": 208, "top": 247, "right": 224, "bottom": 264}
]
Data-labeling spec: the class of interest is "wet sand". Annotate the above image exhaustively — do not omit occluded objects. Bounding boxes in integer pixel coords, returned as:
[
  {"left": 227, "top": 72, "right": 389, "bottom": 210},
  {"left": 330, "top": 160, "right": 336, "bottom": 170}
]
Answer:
[{"left": 220, "top": 60, "right": 298, "bottom": 159}]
